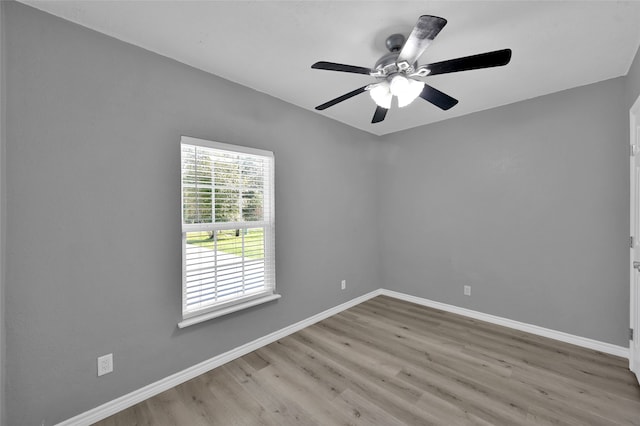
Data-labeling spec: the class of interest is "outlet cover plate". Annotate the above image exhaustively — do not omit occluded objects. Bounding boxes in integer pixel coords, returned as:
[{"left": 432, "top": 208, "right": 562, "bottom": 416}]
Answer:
[{"left": 97, "top": 353, "right": 113, "bottom": 376}]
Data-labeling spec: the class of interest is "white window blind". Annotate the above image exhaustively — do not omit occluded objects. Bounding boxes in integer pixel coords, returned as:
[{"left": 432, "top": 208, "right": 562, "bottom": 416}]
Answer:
[{"left": 180, "top": 136, "right": 277, "bottom": 327}]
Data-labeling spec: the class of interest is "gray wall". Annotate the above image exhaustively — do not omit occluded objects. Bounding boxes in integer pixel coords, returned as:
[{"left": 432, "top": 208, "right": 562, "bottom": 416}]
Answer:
[
  {"left": 626, "top": 44, "right": 640, "bottom": 108},
  {"left": 378, "top": 77, "right": 629, "bottom": 346},
  {"left": 3, "top": 3, "right": 381, "bottom": 425}
]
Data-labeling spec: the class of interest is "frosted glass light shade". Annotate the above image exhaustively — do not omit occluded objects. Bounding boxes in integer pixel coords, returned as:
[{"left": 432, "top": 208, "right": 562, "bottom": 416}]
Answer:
[
  {"left": 389, "top": 75, "right": 409, "bottom": 96},
  {"left": 397, "top": 78, "right": 425, "bottom": 108},
  {"left": 369, "top": 82, "right": 392, "bottom": 109},
  {"left": 370, "top": 77, "right": 424, "bottom": 109}
]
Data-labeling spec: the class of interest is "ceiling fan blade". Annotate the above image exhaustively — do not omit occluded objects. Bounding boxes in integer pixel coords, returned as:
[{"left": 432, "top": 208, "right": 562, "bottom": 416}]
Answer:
[
  {"left": 371, "top": 106, "right": 388, "bottom": 123},
  {"left": 312, "top": 61, "right": 372, "bottom": 75},
  {"left": 419, "top": 84, "right": 458, "bottom": 110},
  {"left": 419, "top": 49, "right": 512, "bottom": 76},
  {"left": 397, "top": 15, "right": 447, "bottom": 67},
  {"left": 315, "top": 86, "right": 368, "bottom": 110}
]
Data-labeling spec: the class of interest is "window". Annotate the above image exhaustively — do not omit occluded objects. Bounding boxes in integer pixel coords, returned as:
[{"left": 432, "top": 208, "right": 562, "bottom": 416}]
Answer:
[{"left": 179, "top": 136, "right": 278, "bottom": 328}]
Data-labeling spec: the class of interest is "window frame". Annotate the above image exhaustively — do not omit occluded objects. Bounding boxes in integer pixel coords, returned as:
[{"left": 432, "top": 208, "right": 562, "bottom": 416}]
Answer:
[{"left": 178, "top": 136, "right": 278, "bottom": 328}]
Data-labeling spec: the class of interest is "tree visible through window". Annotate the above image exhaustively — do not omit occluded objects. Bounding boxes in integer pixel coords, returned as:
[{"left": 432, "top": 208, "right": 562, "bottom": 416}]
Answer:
[{"left": 180, "top": 137, "right": 276, "bottom": 326}]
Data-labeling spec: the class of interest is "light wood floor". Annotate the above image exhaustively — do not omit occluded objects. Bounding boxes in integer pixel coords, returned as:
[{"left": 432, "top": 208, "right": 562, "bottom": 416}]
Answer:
[{"left": 95, "top": 296, "right": 640, "bottom": 425}]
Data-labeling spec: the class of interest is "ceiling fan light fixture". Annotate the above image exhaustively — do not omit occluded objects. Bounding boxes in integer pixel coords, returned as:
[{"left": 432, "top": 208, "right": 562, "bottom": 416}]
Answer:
[
  {"left": 389, "top": 74, "right": 409, "bottom": 97},
  {"left": 369, "top": 82, "right": 392, "bottom": 109},
  {"left": 396, "top": 77, "right": 425, "bottom": 108}
]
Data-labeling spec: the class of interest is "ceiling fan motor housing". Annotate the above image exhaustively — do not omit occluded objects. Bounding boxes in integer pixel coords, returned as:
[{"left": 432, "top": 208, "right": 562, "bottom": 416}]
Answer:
[
  {"left": 374, "top": 51, "right": 417, "bottom": 78},
  {"left": 374, "top": 33, "right": 419, "bottom": 78}
]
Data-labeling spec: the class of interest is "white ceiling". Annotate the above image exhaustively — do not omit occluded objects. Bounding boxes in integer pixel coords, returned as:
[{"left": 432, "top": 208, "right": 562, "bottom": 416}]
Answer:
[{"left": 19, "top": 1, "right": 640, "bottom": 136}]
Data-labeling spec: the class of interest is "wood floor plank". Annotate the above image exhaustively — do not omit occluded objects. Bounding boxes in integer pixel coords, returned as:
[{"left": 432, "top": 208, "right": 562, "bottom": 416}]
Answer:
[
  {"left": 93, "top": 296, "right": 640, "bottom": 425},
  {"left": 250, "top": 362, "right": 354, "bottom": 425},
  {"left": 223, "top": 358, "right": 320, "bottom": 426},
  {"left": 340, "top": 305, "right": 515, "bottom": 379},
  {"left": 144, "top": 388, "right": 206, "bottom": 426},
  {"left": 330, "top": 388, "right": 408, "bottom": 426},
  {"left": 290, "top": 330, "right": 443, "bottom": 425}
]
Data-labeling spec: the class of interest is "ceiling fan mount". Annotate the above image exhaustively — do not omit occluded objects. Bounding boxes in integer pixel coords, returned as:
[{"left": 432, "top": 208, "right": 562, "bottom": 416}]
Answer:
[
  {"left": 311, "top": 15, "right": 512, "bottom": 124},
  {"left": 385, "top": 33, "right": 406, "bottom": 53}
]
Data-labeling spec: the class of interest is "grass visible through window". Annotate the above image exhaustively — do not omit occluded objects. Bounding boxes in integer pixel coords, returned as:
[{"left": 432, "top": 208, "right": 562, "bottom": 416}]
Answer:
[{"left": 186, "top": 228, "right": 264, "bottom": 259}]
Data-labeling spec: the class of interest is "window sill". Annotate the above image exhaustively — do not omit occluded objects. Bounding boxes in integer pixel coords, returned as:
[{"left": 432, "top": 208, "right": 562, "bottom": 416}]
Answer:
[{"left": 178, "top": 293, "right": 282, "bottom": 328}]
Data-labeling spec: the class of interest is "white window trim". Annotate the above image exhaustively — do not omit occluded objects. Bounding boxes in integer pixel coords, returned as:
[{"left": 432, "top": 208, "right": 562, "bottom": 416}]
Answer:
[
  {"left": 179, "top": 136, "right": 277, "bottom": 328},
  {"left": 178, "top": 294, "right": 281, "bottom": 328},
  {"left": 181, "top": 136, "right": 274, "bottom": 160}
]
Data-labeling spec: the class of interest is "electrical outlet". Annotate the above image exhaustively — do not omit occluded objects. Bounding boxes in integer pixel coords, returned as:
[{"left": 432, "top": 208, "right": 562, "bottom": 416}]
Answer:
[
  {"left": 341, "top": 279, "right": 346, "bottom": 290},
  {"left": 97, "top": 353, "right": 113, "bottom": 376},
  {"left": 464, "top": 285, "right": 471, "bottom": 296}
]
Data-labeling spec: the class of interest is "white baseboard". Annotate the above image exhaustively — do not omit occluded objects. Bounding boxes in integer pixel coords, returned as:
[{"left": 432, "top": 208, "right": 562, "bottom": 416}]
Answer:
[
  {"left": 55, "top": 289, "right": 383, "bottom": 426},
  {"left": 57, "top": 287, "right": 629, "bottom": 425},
  {"left": 379, "top": 289, "right": 629, "bottom": 359}
]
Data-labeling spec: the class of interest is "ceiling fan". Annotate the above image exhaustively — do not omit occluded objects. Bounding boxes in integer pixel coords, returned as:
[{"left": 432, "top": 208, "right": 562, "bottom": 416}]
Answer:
[{"left": 311, "top": 15, "right": 512, "bottom": 124}]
